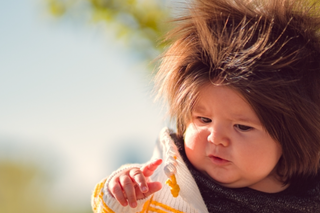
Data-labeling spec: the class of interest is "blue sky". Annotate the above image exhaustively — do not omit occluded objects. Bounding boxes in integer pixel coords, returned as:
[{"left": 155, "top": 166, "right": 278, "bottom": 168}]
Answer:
[{"left": 0, "top": 0, "right": 169, "bottom": 209}]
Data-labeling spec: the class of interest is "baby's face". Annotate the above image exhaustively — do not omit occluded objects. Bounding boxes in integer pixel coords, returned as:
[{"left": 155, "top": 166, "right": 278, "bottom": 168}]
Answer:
[{"left": 184, "top": 84, "right": 284, "bottom": 192}]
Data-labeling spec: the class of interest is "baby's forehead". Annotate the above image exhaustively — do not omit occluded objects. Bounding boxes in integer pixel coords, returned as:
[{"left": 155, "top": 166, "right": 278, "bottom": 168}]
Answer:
[{"left": 191, "top": 85, "right": 261, "bottom": 122}]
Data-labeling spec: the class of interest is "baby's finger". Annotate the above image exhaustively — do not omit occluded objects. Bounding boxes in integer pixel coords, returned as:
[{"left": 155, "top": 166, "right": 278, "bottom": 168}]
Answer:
[
  {"left": 135, "top": 181, "right": 162, "bottom": 200},
  {"left": 119, "top": 175, "right": 137, "bottom": 208},
  {"left": 141, "top": 159, "right": 162, "bottom": 177},
  {"left": 108, "top": 181, "right": 128, "bottom": 206},
  {"left": 129, "top": 168, "right": 149, "bottom": 193}
]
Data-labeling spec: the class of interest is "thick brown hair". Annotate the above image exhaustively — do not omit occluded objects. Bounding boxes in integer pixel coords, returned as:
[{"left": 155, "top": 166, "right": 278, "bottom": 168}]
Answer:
[{"left": 154, "top": 0, "right": 320, "bottom": 184}]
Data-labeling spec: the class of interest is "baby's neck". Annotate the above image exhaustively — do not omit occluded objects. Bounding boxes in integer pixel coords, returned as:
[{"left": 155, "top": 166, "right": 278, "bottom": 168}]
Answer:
[{"left": 248, "top": 175, "right": 289, "bottom": 193}]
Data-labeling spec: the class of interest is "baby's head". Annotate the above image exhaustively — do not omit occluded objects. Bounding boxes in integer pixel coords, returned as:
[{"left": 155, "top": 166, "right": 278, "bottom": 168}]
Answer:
[{"left": 155, "top": 0, "right": 320, "bottom": 188}]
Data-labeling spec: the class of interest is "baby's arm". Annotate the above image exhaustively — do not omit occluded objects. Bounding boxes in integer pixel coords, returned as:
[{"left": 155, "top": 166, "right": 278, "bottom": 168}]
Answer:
[{"left": 108, "top": 159, "right": 162, "bottom": 208}]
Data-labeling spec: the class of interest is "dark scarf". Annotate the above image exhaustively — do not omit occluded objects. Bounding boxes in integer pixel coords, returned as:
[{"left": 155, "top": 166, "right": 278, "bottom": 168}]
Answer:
[{"left": 171, "top": 133, "right": 320, "bottom": 213}]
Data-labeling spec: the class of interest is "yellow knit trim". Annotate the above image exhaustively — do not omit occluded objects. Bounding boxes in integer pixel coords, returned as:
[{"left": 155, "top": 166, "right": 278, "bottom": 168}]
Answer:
[
  {"left": 99, "top": 194, "right": 115, "bottom": 213},
  {"left": 139, "top": 195, "right": 153, "bottom": 213},
  {"left": 165, "top": 174, "right": 180, "bottom": 197},
  {"left": 140, "top": 201, "right": 149, "bottom": 213},
  {"left": 148, "top": 206, "right": 168, "bottom": 213},
  {"left": 93, "top": 179, "right": 106, "bottom": 198},
  {"left": 91, "top": 178, "right": 115, "bottom": 213},
  {"left": 150, "top": 200, "right": 185, "bottom": 213}
]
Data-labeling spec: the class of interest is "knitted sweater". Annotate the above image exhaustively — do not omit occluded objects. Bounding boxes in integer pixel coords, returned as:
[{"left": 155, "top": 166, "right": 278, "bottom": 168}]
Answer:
[{"left": 91, "top": 128, "right": 320, "bottom": 213}]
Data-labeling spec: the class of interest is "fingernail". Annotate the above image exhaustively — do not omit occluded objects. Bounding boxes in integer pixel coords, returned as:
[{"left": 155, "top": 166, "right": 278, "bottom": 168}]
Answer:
[
  {"left": 141, "top": 186, "right": 148, "bottom": 193},
  {"left": 131, "top": 201, "right": 137, "bottom": 208}
]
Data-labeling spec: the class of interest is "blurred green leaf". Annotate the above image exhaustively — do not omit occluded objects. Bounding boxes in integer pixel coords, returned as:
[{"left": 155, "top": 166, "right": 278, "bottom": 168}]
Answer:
[
  {"left": 45, "top": 0, "right": 172, "bottom": 60},
  {"left": 47, "top": 0, "right": 67, "bottom": 16}
]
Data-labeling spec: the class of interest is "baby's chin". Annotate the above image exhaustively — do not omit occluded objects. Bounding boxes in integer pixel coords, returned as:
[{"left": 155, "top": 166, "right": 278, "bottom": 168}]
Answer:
[
  {"left": 204, "top": 172, "right": 289, "bottom": 193},
  {"left": 201, "top": 171, "right": 247, "bottom": 188}
]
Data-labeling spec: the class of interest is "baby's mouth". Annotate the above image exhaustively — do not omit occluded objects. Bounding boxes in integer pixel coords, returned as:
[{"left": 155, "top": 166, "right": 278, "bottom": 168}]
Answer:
[{"left": 209, "top": 155, "right": 230, "bottom": 164}]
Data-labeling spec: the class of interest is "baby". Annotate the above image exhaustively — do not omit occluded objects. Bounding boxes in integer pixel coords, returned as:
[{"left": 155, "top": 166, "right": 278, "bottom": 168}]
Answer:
[{"left": 92, "top": 0, "right": 320, "bottom": 212}]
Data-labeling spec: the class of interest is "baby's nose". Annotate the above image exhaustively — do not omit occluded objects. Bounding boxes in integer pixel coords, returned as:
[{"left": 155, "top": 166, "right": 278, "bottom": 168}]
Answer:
[{"left": 207, "top": 126, "right": 230, "bottom": 147}]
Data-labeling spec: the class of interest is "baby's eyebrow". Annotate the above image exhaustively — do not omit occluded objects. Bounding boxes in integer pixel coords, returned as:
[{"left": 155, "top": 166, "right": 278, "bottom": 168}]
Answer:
[
  {"left": 233, "top": 115, "right": 261, "bottom": 126},
  {"left": 193, "top": 105, "right": 207, "bottom": 113}
]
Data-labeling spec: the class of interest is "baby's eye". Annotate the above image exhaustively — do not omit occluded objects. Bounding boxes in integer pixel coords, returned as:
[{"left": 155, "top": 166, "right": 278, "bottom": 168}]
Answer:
[
  {"left": 199, "top": 117, "right": 212, "bottom": 123},
  {"left": 235, "top": 124, "right": 253, "bottom": 131}
]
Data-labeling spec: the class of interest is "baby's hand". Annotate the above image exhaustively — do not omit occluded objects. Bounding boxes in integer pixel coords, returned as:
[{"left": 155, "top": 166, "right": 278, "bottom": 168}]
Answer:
[{"left": 108, "top": 159, "right": 162, "bottom": 208}]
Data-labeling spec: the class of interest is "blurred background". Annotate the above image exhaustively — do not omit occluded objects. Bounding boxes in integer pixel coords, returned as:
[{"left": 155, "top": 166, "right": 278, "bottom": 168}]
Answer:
[{"left": 0, "top": 0, "right": 177, "bottom": 212}]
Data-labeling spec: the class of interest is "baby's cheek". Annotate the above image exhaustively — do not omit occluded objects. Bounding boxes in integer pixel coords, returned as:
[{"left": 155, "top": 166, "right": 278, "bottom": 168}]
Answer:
[
  {"left": 184, "top": 127, "right": 196, "bottom": 146},
  {"left": 241, "top": 152, "right": 279, "bottom": 177},
  {"left": 185, "top": 144, "right": 201, "bottom": 169},
  {"left": 184, "top": 133, "right": 203, "bottom": 151}
]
